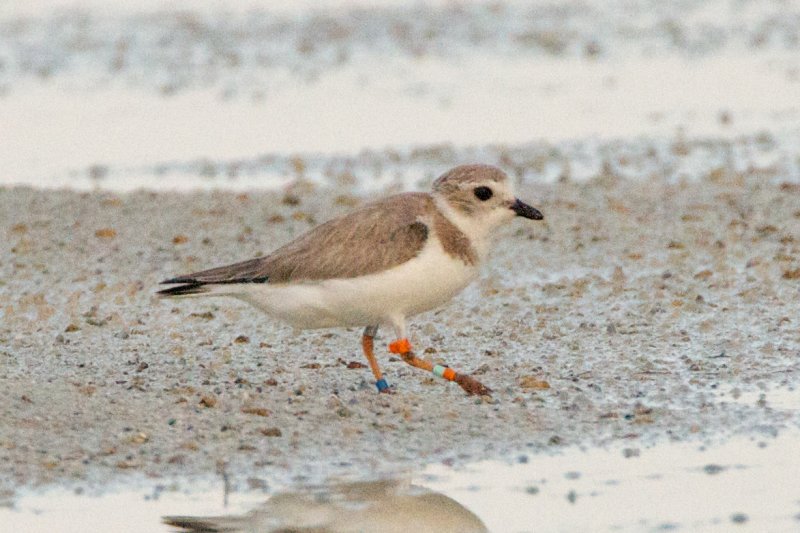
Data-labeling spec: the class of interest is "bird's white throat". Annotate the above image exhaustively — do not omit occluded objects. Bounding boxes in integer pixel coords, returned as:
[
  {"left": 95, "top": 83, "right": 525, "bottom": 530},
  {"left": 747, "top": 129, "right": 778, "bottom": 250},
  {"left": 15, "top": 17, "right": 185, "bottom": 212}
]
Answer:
[{"left": 434, "top": 196, "right": 495, "bottom": 261}]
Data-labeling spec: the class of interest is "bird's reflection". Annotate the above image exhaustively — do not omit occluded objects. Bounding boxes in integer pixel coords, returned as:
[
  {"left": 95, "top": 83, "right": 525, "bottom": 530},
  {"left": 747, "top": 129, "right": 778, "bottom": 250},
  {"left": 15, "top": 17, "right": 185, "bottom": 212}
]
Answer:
[{"left": 163, "top": 478, "right": 487, "bottom": 533}]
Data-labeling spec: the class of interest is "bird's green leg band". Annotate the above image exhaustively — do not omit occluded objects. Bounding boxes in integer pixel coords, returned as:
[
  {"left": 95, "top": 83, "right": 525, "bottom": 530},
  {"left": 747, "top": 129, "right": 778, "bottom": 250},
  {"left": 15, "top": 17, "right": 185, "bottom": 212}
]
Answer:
[{"left": 432, "top": 364, "right": 456, "bottom": 381}]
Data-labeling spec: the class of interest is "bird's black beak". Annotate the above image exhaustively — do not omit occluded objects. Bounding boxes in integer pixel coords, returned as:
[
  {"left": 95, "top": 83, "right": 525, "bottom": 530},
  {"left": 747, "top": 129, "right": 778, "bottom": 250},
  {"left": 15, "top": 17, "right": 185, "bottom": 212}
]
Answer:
[{"left": 510, "top": 198, "right": 544, "bottom": 220}]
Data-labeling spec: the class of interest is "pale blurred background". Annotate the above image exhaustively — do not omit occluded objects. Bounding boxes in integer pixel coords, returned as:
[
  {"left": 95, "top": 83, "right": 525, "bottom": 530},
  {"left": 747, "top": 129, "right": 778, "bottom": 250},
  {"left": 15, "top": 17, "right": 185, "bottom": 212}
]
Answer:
[{"left": 1, "top": 0, "right": 798, "bottom": 190}]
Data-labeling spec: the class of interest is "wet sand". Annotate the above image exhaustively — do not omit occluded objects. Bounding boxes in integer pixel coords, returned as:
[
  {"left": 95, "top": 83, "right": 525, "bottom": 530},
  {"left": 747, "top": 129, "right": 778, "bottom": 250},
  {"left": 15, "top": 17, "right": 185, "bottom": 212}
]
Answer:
[{"left": 1, "top": 172, "right": 798, "bottom": 495}]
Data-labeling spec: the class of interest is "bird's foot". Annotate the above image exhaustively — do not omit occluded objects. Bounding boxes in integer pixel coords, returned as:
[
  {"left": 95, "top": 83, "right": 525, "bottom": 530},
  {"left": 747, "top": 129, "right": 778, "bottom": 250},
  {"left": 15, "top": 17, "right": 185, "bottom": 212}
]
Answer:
[{"left": 454, "top": 374, "right": 493, "bottom": 397}]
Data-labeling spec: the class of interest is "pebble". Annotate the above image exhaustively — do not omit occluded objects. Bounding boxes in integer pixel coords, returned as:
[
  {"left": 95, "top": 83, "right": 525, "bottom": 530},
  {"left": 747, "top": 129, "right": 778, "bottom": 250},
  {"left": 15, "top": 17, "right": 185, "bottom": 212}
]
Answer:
[
  {"left": 241, "top": 407, "right": 271, "bottom": 417},
  {"left": 520, "top": 376, "right": 551, "bottom": 390},
  {"left": 199, "top": 396, "right": 217, "bottom": 408},
  {"left": 730, "top": 513, "right": 748, "bottom": 524}
]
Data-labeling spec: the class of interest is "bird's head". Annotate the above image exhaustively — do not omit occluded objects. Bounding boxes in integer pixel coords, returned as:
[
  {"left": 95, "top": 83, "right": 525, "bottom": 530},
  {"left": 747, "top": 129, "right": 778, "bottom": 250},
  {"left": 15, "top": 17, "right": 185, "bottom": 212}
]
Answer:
[{"left": 432, "top": 164, "right": 543, "bottom": 232}]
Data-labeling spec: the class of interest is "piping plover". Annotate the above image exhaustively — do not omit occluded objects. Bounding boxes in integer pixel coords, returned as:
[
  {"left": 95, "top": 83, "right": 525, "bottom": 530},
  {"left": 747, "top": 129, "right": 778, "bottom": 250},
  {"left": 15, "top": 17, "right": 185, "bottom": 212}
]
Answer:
[{"left": 158, "top": 164, "right": 543, "bottom": 395}]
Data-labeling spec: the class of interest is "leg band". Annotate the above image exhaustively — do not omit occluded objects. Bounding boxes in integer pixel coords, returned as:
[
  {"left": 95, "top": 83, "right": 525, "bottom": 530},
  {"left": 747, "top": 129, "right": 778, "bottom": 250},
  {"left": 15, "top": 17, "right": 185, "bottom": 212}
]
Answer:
[
  {"left": 375, "top": 378, "right": 389, "bottom": 392},
  {"left": 432, "top": 365, "right": 456, "bottom": 381},
  {"left": 388, "top": 338, "right": 412, "bottom": 354}
]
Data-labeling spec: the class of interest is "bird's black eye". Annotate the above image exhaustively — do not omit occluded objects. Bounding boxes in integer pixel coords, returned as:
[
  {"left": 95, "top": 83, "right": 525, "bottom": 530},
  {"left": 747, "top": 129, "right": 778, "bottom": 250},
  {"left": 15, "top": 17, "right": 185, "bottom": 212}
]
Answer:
[{"left": 473, "top": 186, "right": 493, "bottom": 201}]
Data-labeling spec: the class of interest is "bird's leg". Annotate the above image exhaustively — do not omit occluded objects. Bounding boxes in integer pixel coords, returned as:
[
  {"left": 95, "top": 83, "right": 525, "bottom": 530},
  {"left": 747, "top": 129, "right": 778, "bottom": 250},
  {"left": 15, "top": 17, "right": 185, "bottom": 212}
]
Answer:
[
  {"left": 362, "top": 325, "right": 389, "bottom": 393},
  {"left": 388, "top": 338, "right": 492, "bottom": 397}
]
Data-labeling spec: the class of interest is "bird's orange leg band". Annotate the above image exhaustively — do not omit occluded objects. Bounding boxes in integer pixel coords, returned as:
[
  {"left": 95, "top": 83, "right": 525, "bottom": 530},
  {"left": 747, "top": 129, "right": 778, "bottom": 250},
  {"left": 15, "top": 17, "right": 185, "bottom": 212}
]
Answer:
[{"left": 388, "top": 338, "right": 412, "bottom": 355}]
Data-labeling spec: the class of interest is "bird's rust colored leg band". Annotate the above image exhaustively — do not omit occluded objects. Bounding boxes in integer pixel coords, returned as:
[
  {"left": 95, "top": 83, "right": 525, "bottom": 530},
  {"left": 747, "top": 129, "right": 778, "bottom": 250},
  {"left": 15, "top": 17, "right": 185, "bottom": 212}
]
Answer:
[{"left": 389, "top": 338, "right": 492, "bottom": 396}]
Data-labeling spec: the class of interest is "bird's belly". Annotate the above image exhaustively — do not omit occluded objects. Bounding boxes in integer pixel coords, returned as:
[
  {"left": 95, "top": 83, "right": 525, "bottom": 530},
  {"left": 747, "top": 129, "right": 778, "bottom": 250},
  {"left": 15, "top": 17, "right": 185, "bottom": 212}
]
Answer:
[{"left": 239, "top": 243, "right": 477, "bottom": 329}]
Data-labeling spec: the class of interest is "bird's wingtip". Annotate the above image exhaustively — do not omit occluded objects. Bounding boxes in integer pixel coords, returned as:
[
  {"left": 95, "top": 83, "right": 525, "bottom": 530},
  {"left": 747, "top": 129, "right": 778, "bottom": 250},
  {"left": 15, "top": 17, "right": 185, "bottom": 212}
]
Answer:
[{"left": 156, "top": 283, "right": 207, "bottom": 297}]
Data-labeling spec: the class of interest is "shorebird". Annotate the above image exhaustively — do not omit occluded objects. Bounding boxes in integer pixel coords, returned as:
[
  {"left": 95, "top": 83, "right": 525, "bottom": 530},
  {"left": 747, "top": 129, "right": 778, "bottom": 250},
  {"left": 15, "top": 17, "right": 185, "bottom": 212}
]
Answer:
[{"left": 158, "top": 164, "right": 543, "bottom": 395}]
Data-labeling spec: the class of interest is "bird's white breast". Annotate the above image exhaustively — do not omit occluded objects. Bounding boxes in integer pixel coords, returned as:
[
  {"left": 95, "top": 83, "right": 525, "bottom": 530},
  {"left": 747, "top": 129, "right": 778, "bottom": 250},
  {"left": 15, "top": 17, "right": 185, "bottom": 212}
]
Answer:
[{"left": 233, "top": 237, "right": 479, "bottom": 329}]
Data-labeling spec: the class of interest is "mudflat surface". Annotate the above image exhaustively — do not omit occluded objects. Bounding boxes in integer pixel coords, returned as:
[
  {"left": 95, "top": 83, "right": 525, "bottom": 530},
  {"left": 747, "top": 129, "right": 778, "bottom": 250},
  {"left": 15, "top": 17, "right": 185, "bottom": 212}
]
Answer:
[{"left": 1, "top": 174, "right": 798, "bottom": 494}]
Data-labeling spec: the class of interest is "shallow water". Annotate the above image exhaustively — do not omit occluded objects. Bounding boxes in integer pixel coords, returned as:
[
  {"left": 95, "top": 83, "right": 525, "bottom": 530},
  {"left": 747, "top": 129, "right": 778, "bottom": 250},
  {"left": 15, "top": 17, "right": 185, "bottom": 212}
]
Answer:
[
  {"left": 425, "top": 430, "right": 800, "bottom": 532},
  {"left": 4, "top": 425, "right": 799, "bottom": 533}
]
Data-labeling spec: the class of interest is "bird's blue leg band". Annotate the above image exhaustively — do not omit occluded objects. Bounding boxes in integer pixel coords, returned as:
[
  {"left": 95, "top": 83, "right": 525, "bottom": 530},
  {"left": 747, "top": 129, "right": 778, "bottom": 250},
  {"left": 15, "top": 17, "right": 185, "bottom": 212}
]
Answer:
[{"left": 375, "top": 378, "right": 389, "bottom": 392}]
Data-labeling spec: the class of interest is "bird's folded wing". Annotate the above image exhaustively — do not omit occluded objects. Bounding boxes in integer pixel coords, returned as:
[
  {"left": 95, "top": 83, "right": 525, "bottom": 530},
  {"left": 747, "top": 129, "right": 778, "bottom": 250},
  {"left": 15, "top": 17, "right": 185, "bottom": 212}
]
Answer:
[{"left": 161, "top": 193, "right": 434, "bottom": 286}]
